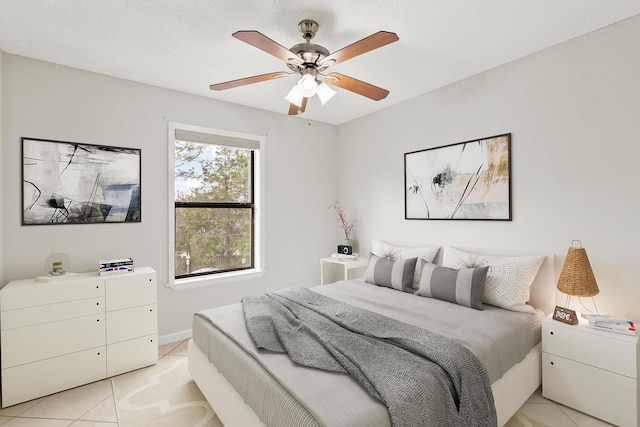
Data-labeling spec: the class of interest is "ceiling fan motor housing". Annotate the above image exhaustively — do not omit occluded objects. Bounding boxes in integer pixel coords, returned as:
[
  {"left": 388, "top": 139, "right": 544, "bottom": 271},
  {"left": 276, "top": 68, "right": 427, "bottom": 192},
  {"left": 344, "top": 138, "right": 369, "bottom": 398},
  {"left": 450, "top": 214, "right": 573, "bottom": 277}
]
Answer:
[
  {"left": 287, "top": 20, "right": 330, "bottom": 74},
  {"left": 288, "top": 43, "right": 329, "bottom": 70}
]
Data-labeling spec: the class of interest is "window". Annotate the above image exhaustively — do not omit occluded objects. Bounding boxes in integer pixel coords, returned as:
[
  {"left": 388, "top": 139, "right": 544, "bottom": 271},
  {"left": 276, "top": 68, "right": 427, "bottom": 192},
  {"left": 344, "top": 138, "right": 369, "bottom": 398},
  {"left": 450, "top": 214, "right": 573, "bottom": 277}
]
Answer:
[{"left": 168, "top": 123, "right": 264, "bottom": 289}]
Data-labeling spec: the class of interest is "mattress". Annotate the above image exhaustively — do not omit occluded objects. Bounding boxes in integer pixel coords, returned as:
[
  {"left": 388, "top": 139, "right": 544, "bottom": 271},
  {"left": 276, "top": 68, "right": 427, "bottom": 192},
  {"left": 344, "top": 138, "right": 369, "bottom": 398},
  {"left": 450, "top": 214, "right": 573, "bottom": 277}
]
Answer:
[{"left": 192, "top": 280, "right": 544, "bottom": 427}]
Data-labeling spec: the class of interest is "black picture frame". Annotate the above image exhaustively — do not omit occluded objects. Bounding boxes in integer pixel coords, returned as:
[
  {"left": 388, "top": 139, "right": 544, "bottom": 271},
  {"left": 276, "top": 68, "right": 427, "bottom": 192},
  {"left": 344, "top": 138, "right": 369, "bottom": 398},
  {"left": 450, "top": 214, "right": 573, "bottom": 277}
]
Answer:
[
  {"left": 404, "top": 133, "right": 511, "bottom": 220},
  {"left": 22, "top": 137, "right": 141, "bottom": 225}
]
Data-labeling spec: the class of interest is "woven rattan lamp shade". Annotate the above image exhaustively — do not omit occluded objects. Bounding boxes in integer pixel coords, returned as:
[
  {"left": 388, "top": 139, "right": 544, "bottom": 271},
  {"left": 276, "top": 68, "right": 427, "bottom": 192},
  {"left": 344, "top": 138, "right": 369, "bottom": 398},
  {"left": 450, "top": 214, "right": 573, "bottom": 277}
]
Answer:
[{"left": 557, "top": 246, "right": 599, "bottom": 297}]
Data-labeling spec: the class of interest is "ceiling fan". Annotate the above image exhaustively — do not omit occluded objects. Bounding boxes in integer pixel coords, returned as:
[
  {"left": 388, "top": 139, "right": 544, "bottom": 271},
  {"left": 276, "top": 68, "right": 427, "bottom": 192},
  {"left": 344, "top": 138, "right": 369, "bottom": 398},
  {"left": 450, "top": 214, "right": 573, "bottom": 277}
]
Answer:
[{"left": 209, "top": 19, "right": 399, "bottom": 115}]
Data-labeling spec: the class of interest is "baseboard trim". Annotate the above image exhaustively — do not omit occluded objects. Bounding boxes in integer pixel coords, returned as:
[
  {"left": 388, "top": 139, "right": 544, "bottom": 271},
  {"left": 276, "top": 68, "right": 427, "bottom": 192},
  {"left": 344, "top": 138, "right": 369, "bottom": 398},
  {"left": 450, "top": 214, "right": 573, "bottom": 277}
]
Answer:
[{"left": 159, "top": 329, "right": 192, "bottom": 346}]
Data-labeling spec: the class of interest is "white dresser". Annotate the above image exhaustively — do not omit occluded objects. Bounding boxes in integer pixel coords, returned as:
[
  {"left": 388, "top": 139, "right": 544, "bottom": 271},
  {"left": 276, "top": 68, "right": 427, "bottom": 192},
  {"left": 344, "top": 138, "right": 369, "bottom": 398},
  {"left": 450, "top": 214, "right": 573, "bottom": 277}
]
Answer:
[
  {"left": 542, "top": 315, "right": 639, "bottom": 427},
  {"left": 0, "top": 267, "right": 157, "bottom": 407}
]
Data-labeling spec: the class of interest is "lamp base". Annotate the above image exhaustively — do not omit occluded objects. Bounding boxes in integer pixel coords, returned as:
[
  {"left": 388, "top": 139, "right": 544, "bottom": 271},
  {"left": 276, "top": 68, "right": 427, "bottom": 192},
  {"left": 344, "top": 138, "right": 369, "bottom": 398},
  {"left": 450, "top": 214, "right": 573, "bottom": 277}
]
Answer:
[{"left": 552, "top": 306, "right": 579, "bottom": 325}]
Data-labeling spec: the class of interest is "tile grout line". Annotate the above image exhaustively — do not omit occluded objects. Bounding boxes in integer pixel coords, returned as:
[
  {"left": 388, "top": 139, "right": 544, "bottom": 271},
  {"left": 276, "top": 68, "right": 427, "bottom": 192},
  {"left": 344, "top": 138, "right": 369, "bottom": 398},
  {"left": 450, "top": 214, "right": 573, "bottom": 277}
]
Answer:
[
  {"left": 159, "top": 341, "right": 184, "bottom": 358},
  {"left": 556, "top": 405, "right": 583, "bottom": 427},
  {"left": 72, "top": 383, "right": 115, "bottom": 425},
  {"left": 111, "top": 378, "right": 121, "bottom": 427}
]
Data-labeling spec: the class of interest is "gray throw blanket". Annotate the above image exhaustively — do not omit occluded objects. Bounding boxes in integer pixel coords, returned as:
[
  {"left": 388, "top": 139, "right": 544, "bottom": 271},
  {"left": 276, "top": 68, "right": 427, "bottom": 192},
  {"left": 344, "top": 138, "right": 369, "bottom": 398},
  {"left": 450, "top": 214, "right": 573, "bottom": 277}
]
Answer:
[{"left": 243, "top": 287, "right": 497, "bottom": 427}]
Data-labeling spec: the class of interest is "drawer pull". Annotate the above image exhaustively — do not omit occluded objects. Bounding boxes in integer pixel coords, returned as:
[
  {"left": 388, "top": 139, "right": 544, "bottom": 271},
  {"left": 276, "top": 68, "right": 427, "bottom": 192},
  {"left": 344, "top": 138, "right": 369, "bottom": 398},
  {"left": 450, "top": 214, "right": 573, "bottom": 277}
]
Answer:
[
  {"left": 550, "top": 331, "right": 554, "bottom": 335},
  {"left": 550, "top": 361, "right": 554, "bottom": 366}
]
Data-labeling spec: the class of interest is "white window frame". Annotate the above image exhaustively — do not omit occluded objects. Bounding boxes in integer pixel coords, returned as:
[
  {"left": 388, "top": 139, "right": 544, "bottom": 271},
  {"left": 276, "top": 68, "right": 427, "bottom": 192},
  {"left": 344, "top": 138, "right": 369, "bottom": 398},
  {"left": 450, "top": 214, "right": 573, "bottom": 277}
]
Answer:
[{"left": 167, "top": 122, "right": 265, "bottom": 290}]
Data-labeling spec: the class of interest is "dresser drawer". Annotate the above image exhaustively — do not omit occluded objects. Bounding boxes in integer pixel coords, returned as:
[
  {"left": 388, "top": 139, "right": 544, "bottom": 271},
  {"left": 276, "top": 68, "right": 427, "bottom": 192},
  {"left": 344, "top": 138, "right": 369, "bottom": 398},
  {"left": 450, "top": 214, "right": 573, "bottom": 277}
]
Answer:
[
  {"left": 542, "top": 352, "right": 637, "bottom": 427},
  {"left": 542, "top": 321, "right": 637, "bottom": 378},
  {"left": 1, "top": 297, "right": 104, "bottom": 330},
  {"left": 106, "top": 304, "right": 157, "bottom": 344},
  {"left": 107, "top": 334, "right": 157, "bottom": 377},
  {"left": 1, "top": 314, "right": 106, "bottom": 368},
  {"left": 0, "top": 277, "right": 104, "bottom": 311},
  {"left": 2, "top": 346, "right": 106, "bottom": 408},
  {"left": 105, "top": 271, "right": 156, "bottom": 310}
]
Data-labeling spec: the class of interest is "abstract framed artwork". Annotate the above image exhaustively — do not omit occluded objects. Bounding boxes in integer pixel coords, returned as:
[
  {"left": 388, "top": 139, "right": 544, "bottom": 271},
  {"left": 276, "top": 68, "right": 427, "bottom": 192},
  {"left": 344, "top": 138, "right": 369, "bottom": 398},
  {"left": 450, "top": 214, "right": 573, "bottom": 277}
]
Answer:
[
  {"left": 22, "top": 137, "right": 141, "bottom": 225},
  {"left": 404, "top": 133, "right": 511, "bottom": 220}
]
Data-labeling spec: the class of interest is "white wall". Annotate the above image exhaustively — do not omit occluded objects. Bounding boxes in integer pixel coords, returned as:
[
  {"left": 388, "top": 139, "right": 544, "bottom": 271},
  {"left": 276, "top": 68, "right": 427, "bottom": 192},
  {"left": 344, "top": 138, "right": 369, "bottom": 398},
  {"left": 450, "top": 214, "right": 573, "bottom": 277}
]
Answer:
[
  {"left": 1, "top": 55, "right": 339, "bottom": 338},
  {"left": 3, "top": 14, "right": 640, "bottom": 338},
  {"left": 338, "top": 15, "right": 640, "bottom": 322}
]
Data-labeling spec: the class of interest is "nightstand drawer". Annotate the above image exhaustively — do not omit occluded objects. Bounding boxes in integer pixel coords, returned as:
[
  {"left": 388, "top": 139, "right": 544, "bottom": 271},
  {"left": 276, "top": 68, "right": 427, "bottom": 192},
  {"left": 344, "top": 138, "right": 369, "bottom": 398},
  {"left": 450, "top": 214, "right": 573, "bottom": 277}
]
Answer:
[
  {"left": 542, "top": 321, "right": 637, "bottom": 378},
  {"left": 543, "top": 352, "right": 637, "bottom": 427}
]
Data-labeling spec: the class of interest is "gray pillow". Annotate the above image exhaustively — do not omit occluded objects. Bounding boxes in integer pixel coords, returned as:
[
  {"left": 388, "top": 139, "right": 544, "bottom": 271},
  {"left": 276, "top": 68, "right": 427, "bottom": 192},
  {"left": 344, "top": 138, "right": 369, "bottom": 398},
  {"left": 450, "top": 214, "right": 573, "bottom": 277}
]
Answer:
[
  {"left": 416, "top": 262, "right": 488, "bottom": 310},
  {"left": 365, "top": 255, "right": 417, "bottom": 293},
  {"left": 370, "top": 240, "right": 440, "bottom": 290}
]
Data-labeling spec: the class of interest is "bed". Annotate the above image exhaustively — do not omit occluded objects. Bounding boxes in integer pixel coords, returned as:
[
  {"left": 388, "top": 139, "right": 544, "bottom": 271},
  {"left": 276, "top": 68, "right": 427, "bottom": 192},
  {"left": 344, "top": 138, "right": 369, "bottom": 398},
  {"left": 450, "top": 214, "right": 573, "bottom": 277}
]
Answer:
[{"left": 188, "top": 244, "right": 555, "bottom": 427}]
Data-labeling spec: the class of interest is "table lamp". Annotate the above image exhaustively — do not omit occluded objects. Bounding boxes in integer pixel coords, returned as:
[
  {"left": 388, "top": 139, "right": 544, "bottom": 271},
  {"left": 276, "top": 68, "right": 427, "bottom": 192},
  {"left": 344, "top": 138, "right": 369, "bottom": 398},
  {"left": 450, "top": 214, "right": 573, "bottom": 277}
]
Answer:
[{"left": 553, "top": 240, "right": 599, "bottom": 325}]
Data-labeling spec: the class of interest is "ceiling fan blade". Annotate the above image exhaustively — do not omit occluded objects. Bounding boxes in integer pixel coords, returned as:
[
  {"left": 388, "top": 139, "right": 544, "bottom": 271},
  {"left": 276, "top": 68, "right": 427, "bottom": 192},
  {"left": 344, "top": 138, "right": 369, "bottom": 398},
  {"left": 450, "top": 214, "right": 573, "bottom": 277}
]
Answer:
[
  {"left": 210, "top": 71, "right": 289, "bottom": 91},
  {"left": 319, "top": 31, "right": 398, "bottom": 67},
  {"left": 288, "top": 97, "right": 308, "bottom": 115},
  {"left": 233, "top": 30, "right": 299, "bottom": 64},
  {"left": 325, "top": 73, "right": 390, "bottom": 101}
]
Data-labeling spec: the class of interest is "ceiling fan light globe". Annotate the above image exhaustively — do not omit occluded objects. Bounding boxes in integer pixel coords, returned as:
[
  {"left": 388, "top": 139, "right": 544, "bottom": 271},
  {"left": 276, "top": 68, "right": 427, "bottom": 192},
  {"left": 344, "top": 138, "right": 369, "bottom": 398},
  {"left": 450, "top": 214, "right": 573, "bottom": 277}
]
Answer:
[
  {"left": 317, "top": 82, "right": 336, "bottom": 105},
  {"left": 297, "top": 74, "right": 318, "bottom": 97},
  {"left": 285, "top": 85, "right": 303, "bottom": 107}
]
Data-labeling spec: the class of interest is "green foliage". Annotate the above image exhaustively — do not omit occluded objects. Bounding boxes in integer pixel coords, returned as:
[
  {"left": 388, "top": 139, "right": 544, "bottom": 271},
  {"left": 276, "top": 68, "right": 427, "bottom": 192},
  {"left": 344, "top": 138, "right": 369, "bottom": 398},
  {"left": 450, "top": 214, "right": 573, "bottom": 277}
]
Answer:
[{"left": 174, "top": 142, "right": 252, "bottom": 276}]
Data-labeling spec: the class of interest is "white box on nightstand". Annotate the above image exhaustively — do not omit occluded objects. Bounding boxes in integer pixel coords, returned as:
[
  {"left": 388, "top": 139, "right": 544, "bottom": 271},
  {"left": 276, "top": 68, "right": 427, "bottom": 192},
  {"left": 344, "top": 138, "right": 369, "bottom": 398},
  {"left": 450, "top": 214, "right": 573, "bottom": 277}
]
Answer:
[{"left": 541, "top": 315, "right": 639, "bottom": 427}]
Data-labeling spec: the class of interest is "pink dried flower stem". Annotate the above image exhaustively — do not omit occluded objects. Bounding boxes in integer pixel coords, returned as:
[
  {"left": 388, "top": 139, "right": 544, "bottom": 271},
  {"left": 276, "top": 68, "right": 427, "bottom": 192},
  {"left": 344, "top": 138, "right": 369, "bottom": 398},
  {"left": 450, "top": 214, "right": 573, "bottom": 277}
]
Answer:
[{"left": 329, "top": 201, "right": 355, "bottom": 240}]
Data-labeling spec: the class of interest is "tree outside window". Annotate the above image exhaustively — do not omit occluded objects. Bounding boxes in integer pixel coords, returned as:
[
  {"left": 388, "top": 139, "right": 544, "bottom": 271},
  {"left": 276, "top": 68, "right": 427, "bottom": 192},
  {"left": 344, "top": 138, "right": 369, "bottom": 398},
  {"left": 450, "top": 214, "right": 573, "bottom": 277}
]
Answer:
[{"left": 174, "top": 140, "right": 254, "bottom": 278}]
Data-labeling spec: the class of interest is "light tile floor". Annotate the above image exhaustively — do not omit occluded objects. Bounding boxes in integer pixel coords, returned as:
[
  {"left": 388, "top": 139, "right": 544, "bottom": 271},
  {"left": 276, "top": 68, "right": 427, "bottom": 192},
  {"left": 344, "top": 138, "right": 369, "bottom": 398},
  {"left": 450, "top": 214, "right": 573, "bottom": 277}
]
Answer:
[
  {"left": 514, "top": 388, "right": 614, "bottom": 427},
  {"left": 0, "top": 340, "right": 616, "bottom": 427}
]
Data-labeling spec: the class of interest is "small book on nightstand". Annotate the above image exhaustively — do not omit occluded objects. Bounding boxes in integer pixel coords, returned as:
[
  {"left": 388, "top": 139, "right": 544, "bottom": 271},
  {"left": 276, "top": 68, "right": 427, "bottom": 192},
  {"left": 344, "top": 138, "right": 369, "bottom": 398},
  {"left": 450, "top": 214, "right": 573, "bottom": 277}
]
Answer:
[
  {"left": 581, "top": 313, "right": 636, "bottom": 336},
  {"left": 330, "top": 253, "right": 359, "bottom": 260}
]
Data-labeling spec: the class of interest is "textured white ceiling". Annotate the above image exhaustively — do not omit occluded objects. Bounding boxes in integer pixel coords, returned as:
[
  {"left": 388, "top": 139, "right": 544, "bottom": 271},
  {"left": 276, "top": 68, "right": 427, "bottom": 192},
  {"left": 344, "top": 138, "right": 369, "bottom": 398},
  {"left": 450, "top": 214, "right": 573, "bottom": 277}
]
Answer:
[{"left": 1, "top": 1, "right": 639, "bottom": 125}]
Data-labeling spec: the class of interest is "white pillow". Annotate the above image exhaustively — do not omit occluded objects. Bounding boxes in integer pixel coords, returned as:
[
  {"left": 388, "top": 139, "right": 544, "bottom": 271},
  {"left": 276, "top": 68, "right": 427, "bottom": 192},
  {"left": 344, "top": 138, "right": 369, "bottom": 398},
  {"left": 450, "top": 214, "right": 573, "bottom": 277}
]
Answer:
[
  {"left": 371, "top": 240, "right": 440, "bottom": 289},
  {"left": 442, "top": 246, "right": 544, "bottom": 313}
]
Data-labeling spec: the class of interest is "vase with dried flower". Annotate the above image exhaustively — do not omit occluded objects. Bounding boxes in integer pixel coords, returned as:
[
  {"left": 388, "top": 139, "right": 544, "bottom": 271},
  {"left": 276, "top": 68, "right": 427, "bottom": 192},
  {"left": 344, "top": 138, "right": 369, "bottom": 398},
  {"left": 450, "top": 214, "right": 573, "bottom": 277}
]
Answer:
[{"left": 329, "top": 201, "right": 355, "bottom": 250}]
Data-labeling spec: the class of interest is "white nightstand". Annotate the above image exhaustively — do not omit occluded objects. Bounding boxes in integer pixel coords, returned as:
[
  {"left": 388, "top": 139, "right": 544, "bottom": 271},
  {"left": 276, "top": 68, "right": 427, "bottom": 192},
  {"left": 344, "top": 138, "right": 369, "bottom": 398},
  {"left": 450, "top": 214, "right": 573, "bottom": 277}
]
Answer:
[
  {"left": 320, "top": 257, "right": 369, "bottom": 285},
  {"left": 541, "top": 315, "right": 639, "bottom": 426}
]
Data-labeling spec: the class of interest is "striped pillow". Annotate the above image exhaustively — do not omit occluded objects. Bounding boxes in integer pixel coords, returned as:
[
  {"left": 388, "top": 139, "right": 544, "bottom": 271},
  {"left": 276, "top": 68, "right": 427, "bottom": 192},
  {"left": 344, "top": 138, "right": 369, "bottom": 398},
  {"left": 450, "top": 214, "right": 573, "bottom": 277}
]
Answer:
[
  {"left": 416, "top": 262, "right": 488, "bottom": 310},
  {"left": 365, "top": 255, "right": 417, "bottom": 293},
  {"left": 371, "top": 240, "right": 440, "bottom": 290}
]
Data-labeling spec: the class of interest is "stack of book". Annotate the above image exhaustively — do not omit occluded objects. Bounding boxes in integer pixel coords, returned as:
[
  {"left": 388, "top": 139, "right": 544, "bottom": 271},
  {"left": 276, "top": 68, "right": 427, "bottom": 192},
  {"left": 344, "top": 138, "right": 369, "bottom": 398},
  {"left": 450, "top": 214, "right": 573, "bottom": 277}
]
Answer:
[
  {"left": 99, "top": 257, "right": 134, "bottom": 275},
  {"left": 581, "top": 313, "right": 636, "bottom": 336},
  {"left": 331, "top": 253, "right": 359, "bottom": 260}
]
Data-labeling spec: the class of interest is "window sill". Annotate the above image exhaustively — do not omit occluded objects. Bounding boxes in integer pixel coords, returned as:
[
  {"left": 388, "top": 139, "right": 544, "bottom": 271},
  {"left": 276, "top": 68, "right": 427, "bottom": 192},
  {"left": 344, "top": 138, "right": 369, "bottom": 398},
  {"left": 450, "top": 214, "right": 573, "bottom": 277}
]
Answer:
[{"left": 168, "top": 269, "right": 265, "bottom": 291}]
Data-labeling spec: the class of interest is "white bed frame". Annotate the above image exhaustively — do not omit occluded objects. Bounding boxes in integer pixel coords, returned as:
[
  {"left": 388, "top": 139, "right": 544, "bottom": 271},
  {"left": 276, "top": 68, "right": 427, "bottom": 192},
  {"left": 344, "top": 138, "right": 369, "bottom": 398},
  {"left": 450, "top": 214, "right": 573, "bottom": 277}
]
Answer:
[
  {"left": 189, "top": 339, "right": 541, "bottom": 427},
  {"left": 188, "top": 247, "right": 556, "bottom": 427}
]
